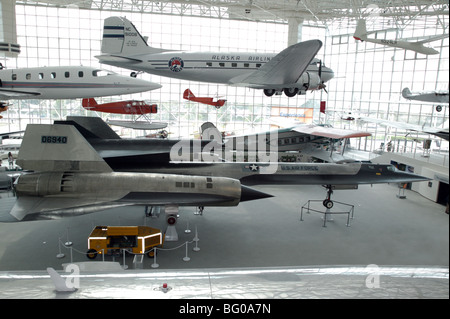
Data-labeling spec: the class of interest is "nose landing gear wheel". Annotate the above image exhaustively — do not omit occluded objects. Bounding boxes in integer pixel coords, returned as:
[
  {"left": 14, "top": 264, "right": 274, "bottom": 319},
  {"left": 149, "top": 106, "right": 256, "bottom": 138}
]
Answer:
[
  {"left": 323, "top": 185, "right": 334, "bottom": 209},
  {"left": 323, "top": 199, "right": 334, "bottom": 209}
]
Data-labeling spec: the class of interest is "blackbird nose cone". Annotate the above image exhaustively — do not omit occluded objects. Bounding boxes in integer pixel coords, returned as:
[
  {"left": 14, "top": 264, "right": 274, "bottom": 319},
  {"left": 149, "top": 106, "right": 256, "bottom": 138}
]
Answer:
[{"left": 240, "top": 185, "right": 273, "bottom": 202}]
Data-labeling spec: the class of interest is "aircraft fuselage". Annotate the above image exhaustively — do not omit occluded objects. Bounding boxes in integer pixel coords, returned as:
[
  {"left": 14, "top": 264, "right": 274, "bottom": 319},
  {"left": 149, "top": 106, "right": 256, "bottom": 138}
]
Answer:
[{"left": 0, "top": 66, "right": 160, "bottom": 100}]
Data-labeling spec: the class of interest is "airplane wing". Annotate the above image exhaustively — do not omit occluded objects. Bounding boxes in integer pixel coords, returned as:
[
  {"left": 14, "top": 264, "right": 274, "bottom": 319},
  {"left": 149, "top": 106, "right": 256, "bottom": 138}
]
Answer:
[
  {"left": 0, "top": 88, "right": 41, "bottom": 99},
  {"left": 106, "top": 120, "right": 168, "bottom": 130},
  {"left": 229, "top": 40, "right": 322, "bottom": 89},
  {"left": 416, "top": 33, "right": 449, "bottom": 44},
  {"left": 359, "top": 116, "right": 449, "bottom": 141},
  {"left": 292, "top": 124, "right": 371, "bottom": 139}
]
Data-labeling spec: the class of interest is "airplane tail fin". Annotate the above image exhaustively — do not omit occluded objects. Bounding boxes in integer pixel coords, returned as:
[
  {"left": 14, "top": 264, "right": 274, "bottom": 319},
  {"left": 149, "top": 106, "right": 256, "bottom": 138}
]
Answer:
[
  {"left": 101, "top": 16, "right": 166, "bottom": 55},
  {"left": 82, "top": 98, "right": 97, "bottom": 109},
  {"left": 200, "top": 122, "right": 222, "bottom": 142},
  {"left": 402, "top": 87, "right": 412, "bottom": 98},
  {"left": 353, "top": 19, "right": 368, "bottom": 41},
  {"left": 183, "top": 89, "right": 195, "bottom": 99},
  {"left": 16, "top": 123, "right": 112, "bottom": 173}
]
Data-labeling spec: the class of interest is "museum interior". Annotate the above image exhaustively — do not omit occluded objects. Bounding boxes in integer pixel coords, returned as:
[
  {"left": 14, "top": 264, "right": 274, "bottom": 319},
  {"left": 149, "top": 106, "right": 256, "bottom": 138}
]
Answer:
[{"left": 0, "top": 0, "right": 448, "bottom": 300}]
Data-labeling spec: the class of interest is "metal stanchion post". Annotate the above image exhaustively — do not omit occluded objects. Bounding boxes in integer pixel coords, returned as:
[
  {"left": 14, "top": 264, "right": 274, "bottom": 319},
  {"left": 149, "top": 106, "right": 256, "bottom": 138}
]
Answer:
[
  {"left": 183, "top": 242, "right": 190, "bottom": 262},
  {"left": 193, "top": 227, "right": 200, "bottom": 252},
  {"left": 56, "top": 237, "right": 65, "bottom": 259},
  {"left": 151, "top": 248, "right": 159, "bottom": 268},
  {"left": 122, "top": 249, "right": 128, "bottom": 270},
  {"left": 65, "top": 227, "right": 73, "bottom": 247}
]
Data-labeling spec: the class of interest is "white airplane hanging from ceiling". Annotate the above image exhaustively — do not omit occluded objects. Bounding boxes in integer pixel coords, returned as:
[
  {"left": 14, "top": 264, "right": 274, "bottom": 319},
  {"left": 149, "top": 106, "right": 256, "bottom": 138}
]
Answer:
[
  {"left": 353, "top": 19, "right": 448, "bottom": 55},
  {"left": 96, "top": 17, "right": 334, "bottom": 98},
  {"left": 0, "top": 65, "right": 161, "bottom": 108},
  {"left": 402, "top": 87, "right": 449, "bottom": 107}
]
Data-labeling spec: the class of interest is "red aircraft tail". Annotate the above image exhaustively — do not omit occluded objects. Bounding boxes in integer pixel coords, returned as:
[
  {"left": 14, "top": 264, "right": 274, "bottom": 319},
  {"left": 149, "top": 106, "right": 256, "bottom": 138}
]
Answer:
[
  {"left": 82, "top": 98, "right": 98, "bottom": 109},
  {"left": 183, "top": 89, "right": 195, "bottom": 100}
]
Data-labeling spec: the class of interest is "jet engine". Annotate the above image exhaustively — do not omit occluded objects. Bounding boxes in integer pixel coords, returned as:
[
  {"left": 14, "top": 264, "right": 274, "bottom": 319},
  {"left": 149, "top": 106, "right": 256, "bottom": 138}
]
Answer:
[{"left": 10, "top": 171, "right": 272, "bottom": 221}]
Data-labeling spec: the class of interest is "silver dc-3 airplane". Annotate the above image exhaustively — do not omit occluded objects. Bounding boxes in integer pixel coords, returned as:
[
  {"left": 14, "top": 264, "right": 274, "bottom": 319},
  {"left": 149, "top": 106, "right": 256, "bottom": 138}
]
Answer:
[
  {"left": 0, "top": 65, "right": 161, "bottom": 109},
  {"left": 96, "top": 17, "right": 334, "bottom": 97}
]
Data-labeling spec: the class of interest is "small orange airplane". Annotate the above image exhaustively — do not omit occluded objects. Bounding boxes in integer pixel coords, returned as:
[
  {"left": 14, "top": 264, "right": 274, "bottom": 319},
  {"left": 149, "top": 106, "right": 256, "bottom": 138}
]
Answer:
[
  {"left": 82, "top": 98, "right": 157, "bottom": 115},
  {"left": 183, "top": 89, "right": 226, "bottom": 109}
]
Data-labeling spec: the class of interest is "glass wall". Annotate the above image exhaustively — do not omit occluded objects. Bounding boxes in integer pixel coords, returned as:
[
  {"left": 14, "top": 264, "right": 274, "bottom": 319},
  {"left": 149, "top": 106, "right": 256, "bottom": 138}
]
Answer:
[
  {"left": 323, "top": 16, "right": 449, "bottom": 160},
  {"left": 1, "top": 3, "right": 448, "bottom": 162}
]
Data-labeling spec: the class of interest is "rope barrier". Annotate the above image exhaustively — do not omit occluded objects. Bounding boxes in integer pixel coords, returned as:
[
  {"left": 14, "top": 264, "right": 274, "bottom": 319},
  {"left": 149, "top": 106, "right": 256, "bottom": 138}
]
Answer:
[{"left": 56, "top": 225, "right": 201, "bottom": 269}]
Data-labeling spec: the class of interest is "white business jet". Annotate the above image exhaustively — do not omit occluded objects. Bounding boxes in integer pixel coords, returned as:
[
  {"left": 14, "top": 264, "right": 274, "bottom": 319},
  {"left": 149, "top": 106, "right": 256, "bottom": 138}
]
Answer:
[
  {"left": 0, "top": 65, "right": 161, "bottom": 106},
  {"left": 96, "top": 17, "right": 334, "bottom": 98},
  {"left": 353, "top": 19, "right": 448, "bottom": 55}
]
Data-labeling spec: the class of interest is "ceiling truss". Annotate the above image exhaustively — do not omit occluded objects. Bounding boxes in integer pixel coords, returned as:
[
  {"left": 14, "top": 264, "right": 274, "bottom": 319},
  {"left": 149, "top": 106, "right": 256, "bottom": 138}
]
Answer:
[{"left": 15, "top": 0, "right": 450, "bottom": 29}]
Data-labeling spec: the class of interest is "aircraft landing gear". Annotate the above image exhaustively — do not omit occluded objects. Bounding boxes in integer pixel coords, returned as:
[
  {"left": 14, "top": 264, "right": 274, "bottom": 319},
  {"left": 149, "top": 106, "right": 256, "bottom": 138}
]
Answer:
[
  {"left": 263, "top": 89, "right": 276, "bottom": 97},
  {"left": 322, "top": 185, "right": 334, "bottom": 209},
  {"left": 283, "top": 87, "right": 299, "bottom": 97}
]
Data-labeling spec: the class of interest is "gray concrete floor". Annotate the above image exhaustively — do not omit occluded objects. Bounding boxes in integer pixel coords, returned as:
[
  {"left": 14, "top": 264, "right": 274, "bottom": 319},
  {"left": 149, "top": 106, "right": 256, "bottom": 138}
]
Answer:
[
  {"left": 0, "top": 183, "right": 448, "bottom": 272},
  {"left": 0, "top": 184, "right": 449, "bottom": 271}
]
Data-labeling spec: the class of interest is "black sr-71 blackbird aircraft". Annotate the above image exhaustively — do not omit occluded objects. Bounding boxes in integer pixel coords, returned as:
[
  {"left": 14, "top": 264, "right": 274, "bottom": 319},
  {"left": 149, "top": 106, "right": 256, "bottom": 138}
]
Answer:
[{"left": 0, "top": 116, "right": 429, "bottom": 222}]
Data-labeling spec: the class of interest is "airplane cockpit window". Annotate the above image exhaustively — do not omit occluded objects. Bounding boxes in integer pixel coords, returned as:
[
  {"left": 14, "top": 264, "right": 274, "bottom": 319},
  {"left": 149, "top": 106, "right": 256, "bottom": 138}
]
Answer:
[
  {"left": 92, "top": 70, "right": 110, "bottom": 77},
  {"left": 387, "top": 165, "right": 397, "bottom": 172}
]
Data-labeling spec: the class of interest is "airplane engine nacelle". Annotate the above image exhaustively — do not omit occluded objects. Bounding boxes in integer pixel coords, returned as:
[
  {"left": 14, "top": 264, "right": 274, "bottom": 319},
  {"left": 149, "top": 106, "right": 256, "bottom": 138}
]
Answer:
[
  {"left": 296, "top": 72, "right": 321, "bottom": 91},
  {"left": 14, "top": 171, "right": 248, "bottom": 207}
]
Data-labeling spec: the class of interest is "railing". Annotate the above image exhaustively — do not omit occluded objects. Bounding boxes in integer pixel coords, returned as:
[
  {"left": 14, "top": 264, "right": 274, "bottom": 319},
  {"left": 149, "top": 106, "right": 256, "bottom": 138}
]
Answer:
[{"left": 300, "top": 200, "right": 355, "bottom": 227}]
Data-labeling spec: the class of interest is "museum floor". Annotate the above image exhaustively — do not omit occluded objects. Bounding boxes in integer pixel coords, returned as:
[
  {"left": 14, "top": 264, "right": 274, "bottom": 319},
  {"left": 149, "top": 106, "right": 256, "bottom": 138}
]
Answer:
[{"left": 0, "top": 183, "right": 448, "bottom": 271}]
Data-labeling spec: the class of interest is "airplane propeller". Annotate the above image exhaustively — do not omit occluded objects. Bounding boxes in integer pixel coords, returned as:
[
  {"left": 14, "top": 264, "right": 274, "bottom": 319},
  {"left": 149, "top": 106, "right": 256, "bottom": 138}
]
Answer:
[{"left": 318, "top": 60, "right": 328, "bottom": 94}]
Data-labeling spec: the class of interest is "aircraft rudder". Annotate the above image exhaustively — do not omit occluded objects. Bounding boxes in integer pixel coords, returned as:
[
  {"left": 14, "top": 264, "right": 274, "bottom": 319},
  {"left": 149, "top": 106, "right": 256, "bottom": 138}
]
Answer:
[
  {"left": 101, "top": 16, "right": 162, "bottom": 55},
  {"left": 354, "top": 19, "right": 367, "bottom": 41},
  {"left": 183, "top": 89, "right": 195, "bottom": 99},
  {"left": 16, "top": 123, "right": 112, "bottom": 173},
  {"left": 82, "top": 98, "right": 97, "bottom": 108},
  {"left": 402, "top": 87, "right": 412, "bottom": 98}
]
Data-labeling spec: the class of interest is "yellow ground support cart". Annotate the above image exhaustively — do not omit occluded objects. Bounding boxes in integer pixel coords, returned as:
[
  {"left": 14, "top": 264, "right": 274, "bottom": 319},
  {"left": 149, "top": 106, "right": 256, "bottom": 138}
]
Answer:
[{"left": 86, "top": 226, "right": 164, "bottom": 259}]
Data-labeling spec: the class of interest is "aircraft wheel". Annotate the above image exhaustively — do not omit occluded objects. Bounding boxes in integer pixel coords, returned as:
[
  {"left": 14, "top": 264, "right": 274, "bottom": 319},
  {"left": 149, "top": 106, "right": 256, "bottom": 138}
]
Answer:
[
  {"left": 263, "top": 89, "right": 275, "bottom": 97},
  {"left": 167, "top": 214, "right": 177, "bottom": 225},
  {"left": 86, "top": 249, "right": 98, "bottom": 260},
  {"left": 436, "top": 105, "right": 442, "bottom": 112},
  {"left": 147, "top": 249, "right": 157, "bottom": 258},
  {"left": 283, "top": 88, "right": 299, "bottom": 97},
  {"left": 323, "top": 199, "right": 334, "bottom": 209}
]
